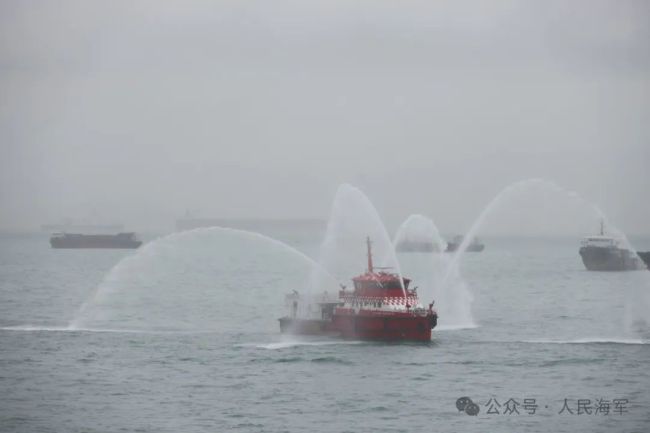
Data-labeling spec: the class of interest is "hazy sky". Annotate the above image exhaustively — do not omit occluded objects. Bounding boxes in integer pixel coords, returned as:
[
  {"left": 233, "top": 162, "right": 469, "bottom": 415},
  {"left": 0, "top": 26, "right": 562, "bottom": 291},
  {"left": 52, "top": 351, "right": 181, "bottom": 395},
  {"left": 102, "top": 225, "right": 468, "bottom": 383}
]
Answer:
[{"left": 1, "top": 0, "right": 649, "bottom": 235}]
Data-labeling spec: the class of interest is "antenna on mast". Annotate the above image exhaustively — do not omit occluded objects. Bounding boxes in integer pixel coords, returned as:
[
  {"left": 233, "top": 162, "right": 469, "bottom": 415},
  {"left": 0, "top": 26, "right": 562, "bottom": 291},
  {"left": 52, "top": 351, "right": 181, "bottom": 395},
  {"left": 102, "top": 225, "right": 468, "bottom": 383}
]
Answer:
[{"left": 366, "top": 236, "right": 374, "bottom": 273}]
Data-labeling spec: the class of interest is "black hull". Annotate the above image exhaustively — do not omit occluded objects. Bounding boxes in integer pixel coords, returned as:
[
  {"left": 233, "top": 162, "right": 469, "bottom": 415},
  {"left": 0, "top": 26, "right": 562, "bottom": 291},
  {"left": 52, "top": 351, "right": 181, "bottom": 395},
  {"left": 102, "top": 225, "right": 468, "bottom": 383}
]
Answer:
[
  {"left": 579, "top": 246, "right": 645, "bottom": 271},
  {"left": 637, "top": 252, "right": 650, "bottom": 268},
  {"left": 50, "top": 239, "right": 142, "bottom": 249},
  {"left": 50, "top": 233, "right": 142, "bottom": 249},
  {"left": 445, "top": 243, "right": 484, "bottom": 253}
]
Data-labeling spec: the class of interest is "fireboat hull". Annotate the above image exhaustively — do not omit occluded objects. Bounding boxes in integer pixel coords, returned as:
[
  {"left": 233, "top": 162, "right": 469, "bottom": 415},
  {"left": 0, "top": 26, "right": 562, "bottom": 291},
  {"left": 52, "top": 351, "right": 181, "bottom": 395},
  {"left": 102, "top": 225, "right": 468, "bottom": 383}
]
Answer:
[
  {"left": 279, "top": 313, "right": 437, "bottom": 342},
  {"left": 332, "top": 313, "right": 436, "bottom": 341}
]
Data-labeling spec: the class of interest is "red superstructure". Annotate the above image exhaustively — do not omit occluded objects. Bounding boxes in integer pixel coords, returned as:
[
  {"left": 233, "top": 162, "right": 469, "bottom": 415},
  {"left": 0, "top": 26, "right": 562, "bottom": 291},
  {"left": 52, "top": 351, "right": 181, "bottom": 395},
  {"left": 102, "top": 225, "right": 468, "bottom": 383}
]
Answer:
[{"left": 279, "top": 237, "right": 437, "bottom": 342}]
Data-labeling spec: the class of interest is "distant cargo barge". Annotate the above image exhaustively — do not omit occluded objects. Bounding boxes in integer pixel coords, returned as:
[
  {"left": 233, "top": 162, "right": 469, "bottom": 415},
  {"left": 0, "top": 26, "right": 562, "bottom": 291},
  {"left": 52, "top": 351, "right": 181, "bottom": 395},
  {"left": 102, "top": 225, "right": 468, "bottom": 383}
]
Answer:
[
  {"left": 579, "top": 222, "right": 645, "bottom": 271},
  {"left": 50, "top": 232, "right": 142, "bottom": 249},
  {"left": 445, "top": 235, "right": 485, "bottom": 253}
]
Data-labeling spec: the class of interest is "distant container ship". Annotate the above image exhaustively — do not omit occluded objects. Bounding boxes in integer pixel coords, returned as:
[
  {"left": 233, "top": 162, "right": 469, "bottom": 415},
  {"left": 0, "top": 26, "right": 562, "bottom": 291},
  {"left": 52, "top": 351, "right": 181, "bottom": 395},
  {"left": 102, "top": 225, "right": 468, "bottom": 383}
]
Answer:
[
  {"left": 579, "top": 222, "right": 645, "bottom": 271},
  {"left": 445, "top": 235, "right": 485, "bottom": 253},
  {"left": 50, "top": 232, "right": 142, "bottom": 249}
]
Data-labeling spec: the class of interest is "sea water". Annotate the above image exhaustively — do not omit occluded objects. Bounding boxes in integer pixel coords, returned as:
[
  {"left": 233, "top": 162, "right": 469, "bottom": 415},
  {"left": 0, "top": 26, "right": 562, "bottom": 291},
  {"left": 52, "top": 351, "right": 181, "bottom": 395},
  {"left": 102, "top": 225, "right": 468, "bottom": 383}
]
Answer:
[{"left": 1, "top": 230, "right": 649, "bottom": 432}]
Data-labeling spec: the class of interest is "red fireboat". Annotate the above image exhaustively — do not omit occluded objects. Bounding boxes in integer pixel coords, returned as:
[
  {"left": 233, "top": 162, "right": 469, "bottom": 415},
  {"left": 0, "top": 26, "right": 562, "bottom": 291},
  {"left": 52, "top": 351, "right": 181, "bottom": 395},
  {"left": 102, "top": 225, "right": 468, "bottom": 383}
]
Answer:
[{"left": 278, "top": 237, "right": 438, "bottom": 342}]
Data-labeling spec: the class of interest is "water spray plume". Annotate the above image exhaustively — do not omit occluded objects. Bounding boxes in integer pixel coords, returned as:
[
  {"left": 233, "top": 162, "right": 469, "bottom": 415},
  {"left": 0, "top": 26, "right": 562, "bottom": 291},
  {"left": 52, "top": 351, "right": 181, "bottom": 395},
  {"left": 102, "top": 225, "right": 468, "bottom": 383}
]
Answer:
[
  {"left": 394, "top": 213, "right": 475, "bottom": 329},
  {"left": 439, "top": 178, "right": 650, "bottom": 335},
  {"left": 69, "top": 226, "right": 338, "bottom": 329},
  {"left": 313, "top": 184, "right": 406, "bottom": 297}
]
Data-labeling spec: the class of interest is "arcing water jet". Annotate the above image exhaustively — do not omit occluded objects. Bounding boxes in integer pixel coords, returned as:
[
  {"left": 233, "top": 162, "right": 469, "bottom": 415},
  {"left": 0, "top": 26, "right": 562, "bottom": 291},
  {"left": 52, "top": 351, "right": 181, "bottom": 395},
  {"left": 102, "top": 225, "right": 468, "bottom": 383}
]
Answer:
[
  {"left": 70, "top": 227, "right": 338, "bottom": 330},
  {"left": 394, "top": 214, "right": 475, "bottom": 329}
]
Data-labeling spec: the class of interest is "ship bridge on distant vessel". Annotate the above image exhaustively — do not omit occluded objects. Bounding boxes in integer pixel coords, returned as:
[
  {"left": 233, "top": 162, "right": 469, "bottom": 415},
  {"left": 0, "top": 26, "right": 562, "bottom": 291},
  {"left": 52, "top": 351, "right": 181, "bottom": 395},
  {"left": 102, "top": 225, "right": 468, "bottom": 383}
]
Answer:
[{"left": 580, "top": 235, "right": 621, "bottom": 248}]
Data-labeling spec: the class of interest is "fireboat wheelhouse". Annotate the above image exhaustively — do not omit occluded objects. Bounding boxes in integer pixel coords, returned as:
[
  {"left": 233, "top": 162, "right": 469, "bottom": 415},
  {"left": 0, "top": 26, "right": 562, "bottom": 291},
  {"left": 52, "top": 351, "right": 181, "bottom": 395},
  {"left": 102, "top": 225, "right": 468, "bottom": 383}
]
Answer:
[{"left": 279, "top": 237, "right": 438, "bottom": 342}]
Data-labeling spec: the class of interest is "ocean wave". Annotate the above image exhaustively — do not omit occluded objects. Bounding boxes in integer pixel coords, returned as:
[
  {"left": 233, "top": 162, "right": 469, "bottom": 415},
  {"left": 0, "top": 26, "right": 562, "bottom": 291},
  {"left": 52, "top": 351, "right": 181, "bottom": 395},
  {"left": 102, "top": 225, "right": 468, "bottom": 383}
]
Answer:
[
  {"left": 243, "top": 340, "right": 364, "bottom": 350},
  {"left": 523, "top": 338, "right": 647, "bottom": 345},
  {"left": 310, "top": 356, "right": 354, "bottom": 365},
  {"left": 0, "top": 325, "right": 75, "bottom": 332},
  {"left": 274, "top": 356, "right": 304, "bottom": 363},
  {"left": 0, "top": 325, "right": 200, "bottom": 334},
  {"left": 435, "top": 323, "right": 479, "bottom": 331}
]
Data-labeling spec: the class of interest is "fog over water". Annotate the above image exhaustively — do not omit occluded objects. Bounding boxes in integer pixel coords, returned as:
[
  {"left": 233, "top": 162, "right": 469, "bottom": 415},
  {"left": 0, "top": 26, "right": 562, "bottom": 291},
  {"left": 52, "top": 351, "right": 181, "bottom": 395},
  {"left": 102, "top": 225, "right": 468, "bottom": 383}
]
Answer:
[
  {"left": 2, "top": 4, "right": 650, "bottom": 432},
  {"left": 1, "top": 0, "right": 649, "bottom": 235}
]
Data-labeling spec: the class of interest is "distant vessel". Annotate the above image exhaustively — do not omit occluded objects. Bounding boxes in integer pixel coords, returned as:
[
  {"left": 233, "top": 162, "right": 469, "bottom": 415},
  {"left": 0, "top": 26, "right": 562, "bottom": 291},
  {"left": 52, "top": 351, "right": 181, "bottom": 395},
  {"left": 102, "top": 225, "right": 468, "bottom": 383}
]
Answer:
[
  {"left": 278, "top": 237, "right": 438, "bottom": 342},
  {"left": 579, "top": 222, "right": 644, "bottom": 271},
  {"left": 50, "top": 232, "right": 142, "bottom": 249},
  {"left": 445, "top": 235, "right": 485, "bottom": 253}
]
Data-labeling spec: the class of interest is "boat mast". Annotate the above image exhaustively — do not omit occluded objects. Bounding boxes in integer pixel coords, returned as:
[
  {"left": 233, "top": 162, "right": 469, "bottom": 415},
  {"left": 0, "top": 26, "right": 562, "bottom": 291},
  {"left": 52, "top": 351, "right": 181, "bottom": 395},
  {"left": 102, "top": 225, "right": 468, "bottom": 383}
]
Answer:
[
  {"left": 600, "top": 219, "right": 604, "bottom": 236},
  {"left": 366, "top": 236, "right": 374, "bottom": 273}
]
